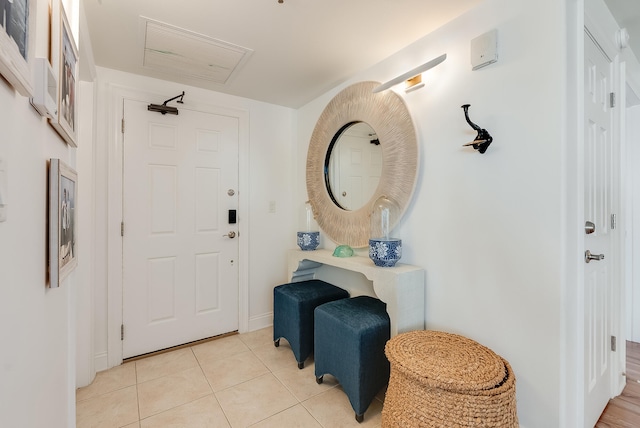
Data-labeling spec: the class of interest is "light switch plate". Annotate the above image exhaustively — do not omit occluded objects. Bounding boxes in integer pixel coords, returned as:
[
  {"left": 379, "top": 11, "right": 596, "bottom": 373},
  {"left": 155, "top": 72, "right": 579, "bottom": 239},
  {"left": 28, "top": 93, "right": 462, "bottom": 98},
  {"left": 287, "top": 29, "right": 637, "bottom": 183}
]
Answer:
[
  {"left": 0, "top": 157, "right": 7, "bottom": 222},
  {"left": 471, "top": 29, "right": 498, "bottom": 70}
]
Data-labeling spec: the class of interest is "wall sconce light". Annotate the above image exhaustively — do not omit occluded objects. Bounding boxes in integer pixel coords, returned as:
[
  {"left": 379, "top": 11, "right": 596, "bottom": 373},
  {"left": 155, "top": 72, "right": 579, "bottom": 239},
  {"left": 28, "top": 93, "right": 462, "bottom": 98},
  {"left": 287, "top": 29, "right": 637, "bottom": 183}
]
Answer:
[
  {"left": 405, "top": 75, "right": 424, "bottom": 93},
  {"left": 373, "top": 53, "right": 447, "bottom": 93}
]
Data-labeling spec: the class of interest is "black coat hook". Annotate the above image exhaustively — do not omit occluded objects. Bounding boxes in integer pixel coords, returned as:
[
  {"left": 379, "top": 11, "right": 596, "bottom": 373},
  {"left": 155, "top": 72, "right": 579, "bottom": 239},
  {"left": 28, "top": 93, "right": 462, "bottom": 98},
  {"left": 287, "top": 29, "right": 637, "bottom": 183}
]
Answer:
[{"left": 461, "top": 104, "right": 492, "bottom": 154}]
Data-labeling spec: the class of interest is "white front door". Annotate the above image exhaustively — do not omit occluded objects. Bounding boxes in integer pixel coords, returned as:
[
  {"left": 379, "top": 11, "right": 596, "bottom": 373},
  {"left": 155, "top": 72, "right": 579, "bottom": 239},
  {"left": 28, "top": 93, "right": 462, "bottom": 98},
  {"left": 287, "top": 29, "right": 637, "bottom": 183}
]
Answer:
[
  {"left": 122, "top": 99, "right": 239, "bottom": 358},
  {"left": 583, "top": 29, "right": 618, "bottom": 427}
]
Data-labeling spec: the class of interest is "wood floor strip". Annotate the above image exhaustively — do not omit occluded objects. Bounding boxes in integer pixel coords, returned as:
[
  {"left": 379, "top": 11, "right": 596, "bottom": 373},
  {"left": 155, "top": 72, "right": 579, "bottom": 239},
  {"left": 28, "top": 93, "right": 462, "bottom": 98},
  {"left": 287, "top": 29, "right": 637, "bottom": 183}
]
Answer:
[
  {"left": 596, "top": 401, "right": 640, "bottom": 428},
  {"left": 596, "top": 341, "right": 640, "bottom": 427}
]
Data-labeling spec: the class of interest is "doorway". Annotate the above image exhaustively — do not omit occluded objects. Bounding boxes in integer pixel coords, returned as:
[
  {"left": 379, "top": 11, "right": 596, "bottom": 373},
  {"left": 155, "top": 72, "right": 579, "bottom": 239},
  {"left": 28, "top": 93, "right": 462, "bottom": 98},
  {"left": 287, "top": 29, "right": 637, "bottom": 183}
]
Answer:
[
  {"left": 583, "top": 0, "right": 640, "bottom": 425},
  {"left": 627, "top": 95, "right": 640, "bottom": 343},
  {"left": 105, "top": 86, "right": 250, "bottom": 367},
  {"left": 120, "top": 99, "right": 240, "bottom": 358},
  {"left": 582, "top": 27, "right": 619, "bottom": 426}
]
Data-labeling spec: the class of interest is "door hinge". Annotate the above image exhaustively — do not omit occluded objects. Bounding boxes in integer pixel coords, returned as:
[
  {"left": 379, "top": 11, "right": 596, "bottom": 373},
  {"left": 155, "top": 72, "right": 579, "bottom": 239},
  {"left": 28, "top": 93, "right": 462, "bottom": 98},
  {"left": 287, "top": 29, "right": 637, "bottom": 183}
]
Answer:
[
  {"left": 611, "top": 335, "right": 617, "bottom": 352},
  {"left": 610, "top": 92, "right": 616, "bottom": 108},
  {"left": 121, "top": 222, "right": 124, "bottom": 237},
  {"left": 121, "top": 118, "right": 125, "bottom": 134},
  {"left": 611, "top": 214, "right": 617, "bottom": 230},
  {"left": 121, "top": 324, "right": 124, "bottom": 341}
]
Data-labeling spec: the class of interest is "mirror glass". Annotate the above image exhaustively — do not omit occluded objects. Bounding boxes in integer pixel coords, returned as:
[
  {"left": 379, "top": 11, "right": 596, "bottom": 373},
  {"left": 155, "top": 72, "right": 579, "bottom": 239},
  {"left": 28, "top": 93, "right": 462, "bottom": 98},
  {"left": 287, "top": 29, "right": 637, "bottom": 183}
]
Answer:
[
  {"left": 306, "top": 81, "right": 418, "bottom": 248},
  {"left": 325, "top": 122, "right": 382, "bottom": 211}
]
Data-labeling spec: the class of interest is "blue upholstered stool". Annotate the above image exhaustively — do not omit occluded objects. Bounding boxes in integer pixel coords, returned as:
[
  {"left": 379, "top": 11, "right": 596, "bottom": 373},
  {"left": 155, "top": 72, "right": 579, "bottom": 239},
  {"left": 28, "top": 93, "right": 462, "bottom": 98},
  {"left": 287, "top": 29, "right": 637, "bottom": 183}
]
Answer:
[
  {"left": 273, "top": 280, "right": 349, "bottom": 369},
  {"left": 314, "top": 296, "right": 391, "bottom": 423}
]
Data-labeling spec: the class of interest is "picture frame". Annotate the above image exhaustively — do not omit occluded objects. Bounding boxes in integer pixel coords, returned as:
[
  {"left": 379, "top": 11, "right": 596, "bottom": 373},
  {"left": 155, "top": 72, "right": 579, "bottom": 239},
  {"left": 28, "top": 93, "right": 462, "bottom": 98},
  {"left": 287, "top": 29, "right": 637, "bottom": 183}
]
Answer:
[
  {"left": 0, "top": 0, "right": 34, "bottom": 96},
  {"left": 48, "top": 158, "right": 77, "bottom": 288},
  {"left": 49, "top": 0, "right": 78, "bottom": 147}
]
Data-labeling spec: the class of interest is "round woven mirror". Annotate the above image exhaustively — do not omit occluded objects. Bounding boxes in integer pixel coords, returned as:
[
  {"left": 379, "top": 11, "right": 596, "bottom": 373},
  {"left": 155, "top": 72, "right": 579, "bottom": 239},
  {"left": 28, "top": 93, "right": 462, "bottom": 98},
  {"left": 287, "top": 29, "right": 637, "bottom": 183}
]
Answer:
[{"left": 306, "top": 81, "right": 418, "bottom": 248}]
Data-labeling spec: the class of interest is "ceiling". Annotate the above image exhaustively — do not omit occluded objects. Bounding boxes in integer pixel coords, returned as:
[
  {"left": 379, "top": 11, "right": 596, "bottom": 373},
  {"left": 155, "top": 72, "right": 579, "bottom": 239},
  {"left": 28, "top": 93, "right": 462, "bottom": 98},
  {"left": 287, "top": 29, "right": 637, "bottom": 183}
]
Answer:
[
  {"left": 82, "top": 1, "right": 640, "bottom": 109},
  {"left": 605, "top": 0, "right": 640, "bottom": 60},
  {"left": 81, "top": 0, "right": 482, "bottom": 108},
  {"left": 604, "top": 0, "right": 640, "bottom": 104}
]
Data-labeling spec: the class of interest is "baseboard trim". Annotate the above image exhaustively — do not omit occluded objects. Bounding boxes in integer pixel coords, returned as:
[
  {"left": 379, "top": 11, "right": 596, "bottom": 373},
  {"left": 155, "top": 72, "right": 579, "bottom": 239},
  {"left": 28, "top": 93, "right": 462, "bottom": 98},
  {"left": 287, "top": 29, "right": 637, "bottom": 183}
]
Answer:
[
  {"left": 248, "top": 312, "right": 273, "bottom": 332},
  {"left": 94, "top": 352, "right": 108, "bottom": 373}
]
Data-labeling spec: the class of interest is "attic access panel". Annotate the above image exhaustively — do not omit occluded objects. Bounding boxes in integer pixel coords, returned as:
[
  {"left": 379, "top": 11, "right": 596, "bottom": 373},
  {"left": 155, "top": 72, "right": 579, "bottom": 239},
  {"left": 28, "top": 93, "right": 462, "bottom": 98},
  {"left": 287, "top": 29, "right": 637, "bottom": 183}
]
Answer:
[{"left": 141, "top": 17, "right": 253, "bottom": 85}]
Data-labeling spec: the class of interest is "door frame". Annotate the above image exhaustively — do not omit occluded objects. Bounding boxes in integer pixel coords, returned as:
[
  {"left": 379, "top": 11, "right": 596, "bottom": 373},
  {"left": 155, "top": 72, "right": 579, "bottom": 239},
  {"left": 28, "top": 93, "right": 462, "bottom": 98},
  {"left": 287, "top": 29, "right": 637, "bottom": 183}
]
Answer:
[
  {"left": 563, "top": 1, "right": 627, "bottom": 425},
  {"left": 584, "top": 0, "right": 627, "bottom": 402},
  {"left": 104, "top": 84, "right": 250, "bottom": 368}
]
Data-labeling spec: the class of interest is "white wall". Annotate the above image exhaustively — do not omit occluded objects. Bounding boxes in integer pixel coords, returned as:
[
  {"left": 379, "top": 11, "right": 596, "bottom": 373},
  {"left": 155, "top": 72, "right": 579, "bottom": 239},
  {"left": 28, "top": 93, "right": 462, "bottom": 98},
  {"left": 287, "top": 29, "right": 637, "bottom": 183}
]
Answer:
[
  {"left": 90, "top": 68, "right": 297, "bottom": 370},
  {"left": 0, "top": 84, "right": 77, "bottom": 428},
  {"left": 628, "top": 105, "right": 640, "bottom": 341},
  {"left": 298, "top": 0, "right": 570, "bottom": 426},
  {"left": 0, "top": 0, "right": 83, "bottom": 426},
  {"left": 75, "top": 80, "right": 96, "bottom": 388}
]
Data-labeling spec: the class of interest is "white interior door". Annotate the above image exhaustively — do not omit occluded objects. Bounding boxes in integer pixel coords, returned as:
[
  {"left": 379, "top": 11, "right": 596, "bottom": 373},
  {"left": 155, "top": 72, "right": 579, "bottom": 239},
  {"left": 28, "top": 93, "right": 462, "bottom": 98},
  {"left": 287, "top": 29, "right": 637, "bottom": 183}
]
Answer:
[
  {"left": 583, "top": 29, "right": 618, "bottom": 427},
  {"left": 122, "top": 99, "right": 239, "bottom": 358},
  {"left": 333, "top": 125, "right": 381, "bottom": 209}
]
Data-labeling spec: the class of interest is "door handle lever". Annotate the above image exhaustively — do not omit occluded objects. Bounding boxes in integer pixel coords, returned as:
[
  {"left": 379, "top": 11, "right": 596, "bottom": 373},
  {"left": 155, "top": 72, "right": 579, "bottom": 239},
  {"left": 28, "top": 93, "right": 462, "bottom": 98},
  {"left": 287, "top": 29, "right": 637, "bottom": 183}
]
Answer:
[
  {"left": 585, "top": 250, "right": 604, "bottom": 263},
  {"left": 223, "top": 231, "right": 236, "bottom": 239}
]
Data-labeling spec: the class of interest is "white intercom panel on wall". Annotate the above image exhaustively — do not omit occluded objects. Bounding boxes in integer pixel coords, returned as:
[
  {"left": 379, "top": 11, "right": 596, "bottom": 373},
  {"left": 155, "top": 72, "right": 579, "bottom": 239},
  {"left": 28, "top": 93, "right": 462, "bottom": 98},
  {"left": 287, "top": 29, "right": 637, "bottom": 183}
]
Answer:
[
  {"left": 30, "top": 58, "right": 58, "bottom": 121},
  {"left": 470, "top": 29, "right": 498, "bottom": 71}
]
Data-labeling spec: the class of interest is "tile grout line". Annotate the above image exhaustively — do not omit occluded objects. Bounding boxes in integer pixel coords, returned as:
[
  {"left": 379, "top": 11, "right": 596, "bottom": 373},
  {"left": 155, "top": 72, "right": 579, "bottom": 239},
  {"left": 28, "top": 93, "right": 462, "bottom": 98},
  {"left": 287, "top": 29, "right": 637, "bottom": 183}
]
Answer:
[
  {"left": 191, "top": 345, "right": 234, "bottom": 428},
  {"left": 251, "top": 339, "right": 342, "bottom": 428},
  {"left": 81, "top": 327, "right": 381, "bottom": 427},
  {"left": 246, "top": 344, "right": 325, "bottom": 428},
  {"left": 299, "top": 399, "right": 327, "bottom": 428},
  {"left": 75, "top": 363, "right": 138, "bottom": 403},
  {"left": 134, "top": 361, "right": 142, "bottom": 426},
  {"left": 136, "top": 351, "right": 220, "bottom": 424}
]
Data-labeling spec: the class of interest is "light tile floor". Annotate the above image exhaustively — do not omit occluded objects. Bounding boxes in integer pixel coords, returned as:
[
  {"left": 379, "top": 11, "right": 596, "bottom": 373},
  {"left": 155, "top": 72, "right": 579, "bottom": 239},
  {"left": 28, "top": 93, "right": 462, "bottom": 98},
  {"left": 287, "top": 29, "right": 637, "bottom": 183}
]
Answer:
[{"left": 76, "top": 327, "right": 385, "bottom": 427}]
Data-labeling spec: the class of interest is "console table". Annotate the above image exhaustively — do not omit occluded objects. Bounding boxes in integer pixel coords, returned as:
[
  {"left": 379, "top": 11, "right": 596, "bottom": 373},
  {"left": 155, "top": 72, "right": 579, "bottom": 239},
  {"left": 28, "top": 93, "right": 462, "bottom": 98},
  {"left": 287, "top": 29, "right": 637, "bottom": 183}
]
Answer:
[{"left": 287, "top": 249, "right": 425, "bottom": 337}]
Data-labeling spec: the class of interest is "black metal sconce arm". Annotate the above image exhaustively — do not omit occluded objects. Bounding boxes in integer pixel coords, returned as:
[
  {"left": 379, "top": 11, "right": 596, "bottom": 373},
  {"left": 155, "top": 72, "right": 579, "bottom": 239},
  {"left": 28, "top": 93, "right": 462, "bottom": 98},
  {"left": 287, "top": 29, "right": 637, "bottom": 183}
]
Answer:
[{"left": 461, "top": 104, "right": 493, "bottom": 154}]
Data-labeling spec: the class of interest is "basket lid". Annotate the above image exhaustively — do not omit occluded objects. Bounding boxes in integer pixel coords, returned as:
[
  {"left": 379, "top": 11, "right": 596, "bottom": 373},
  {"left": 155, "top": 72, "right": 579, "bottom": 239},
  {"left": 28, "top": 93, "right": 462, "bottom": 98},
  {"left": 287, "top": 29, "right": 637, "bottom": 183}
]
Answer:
[{"left": 385, "top": 330, "right": 507, "bottom": 393}]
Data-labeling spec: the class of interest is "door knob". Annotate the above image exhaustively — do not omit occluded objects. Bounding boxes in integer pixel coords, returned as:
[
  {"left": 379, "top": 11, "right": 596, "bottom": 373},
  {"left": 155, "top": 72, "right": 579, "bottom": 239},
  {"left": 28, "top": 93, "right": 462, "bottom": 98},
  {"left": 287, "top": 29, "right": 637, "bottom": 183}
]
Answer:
[
  {"left": 223, "top": 231, "right": 236, "bottom": 239},
  {"left": 585, "top": 250, "right": 604, "bottom": 263}
]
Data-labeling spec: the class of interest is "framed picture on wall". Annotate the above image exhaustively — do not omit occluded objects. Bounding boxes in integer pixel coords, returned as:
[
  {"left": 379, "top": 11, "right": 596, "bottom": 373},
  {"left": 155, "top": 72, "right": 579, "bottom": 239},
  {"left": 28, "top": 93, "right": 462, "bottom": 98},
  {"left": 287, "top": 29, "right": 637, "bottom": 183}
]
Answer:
[
  {"left": 49, "top": 158, "right": 78, "bottom": 288},
  {"left": 49, "top": 0, "right": 78, "bottom": 146},
  {"left": 0, "top": 0, "right": 34, "bottom": 96}
]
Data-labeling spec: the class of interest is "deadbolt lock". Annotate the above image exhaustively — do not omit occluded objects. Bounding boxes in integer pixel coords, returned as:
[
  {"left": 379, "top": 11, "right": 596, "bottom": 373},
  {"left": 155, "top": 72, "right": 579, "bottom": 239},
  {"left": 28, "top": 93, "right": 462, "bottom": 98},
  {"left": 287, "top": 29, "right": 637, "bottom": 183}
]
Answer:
[{"left": 585, "top": 221, "right": 595, "bottom": 235}]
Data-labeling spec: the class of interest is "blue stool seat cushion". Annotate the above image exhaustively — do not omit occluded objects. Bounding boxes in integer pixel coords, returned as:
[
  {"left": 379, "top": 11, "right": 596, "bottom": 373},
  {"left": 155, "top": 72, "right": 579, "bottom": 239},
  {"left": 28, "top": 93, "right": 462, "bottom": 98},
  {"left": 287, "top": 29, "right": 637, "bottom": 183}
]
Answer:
[
  {"left": 314, "top": 296, "right": 391, "bottom": 421},
  {"left": 273, "top": 280, "right": 349, "bottom": 367}
]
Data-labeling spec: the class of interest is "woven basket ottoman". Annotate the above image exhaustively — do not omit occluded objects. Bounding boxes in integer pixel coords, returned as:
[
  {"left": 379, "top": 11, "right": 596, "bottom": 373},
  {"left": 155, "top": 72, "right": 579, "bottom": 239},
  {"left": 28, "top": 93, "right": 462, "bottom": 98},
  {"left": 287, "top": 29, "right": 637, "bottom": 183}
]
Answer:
[{"left": 382, "top": 330, "right": 518, "bottom": 428}]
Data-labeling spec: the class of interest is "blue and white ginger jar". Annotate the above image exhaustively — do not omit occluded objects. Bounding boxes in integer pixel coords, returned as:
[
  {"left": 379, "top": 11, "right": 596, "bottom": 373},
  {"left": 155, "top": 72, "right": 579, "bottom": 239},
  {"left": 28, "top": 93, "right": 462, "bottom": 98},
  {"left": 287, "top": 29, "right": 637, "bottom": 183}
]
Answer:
[
  {"left": 369, "top": 238, "right": 402, "bottom": 267},
  {"left": 297, "top": 231, "right": 320, "bottom": 251}
]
